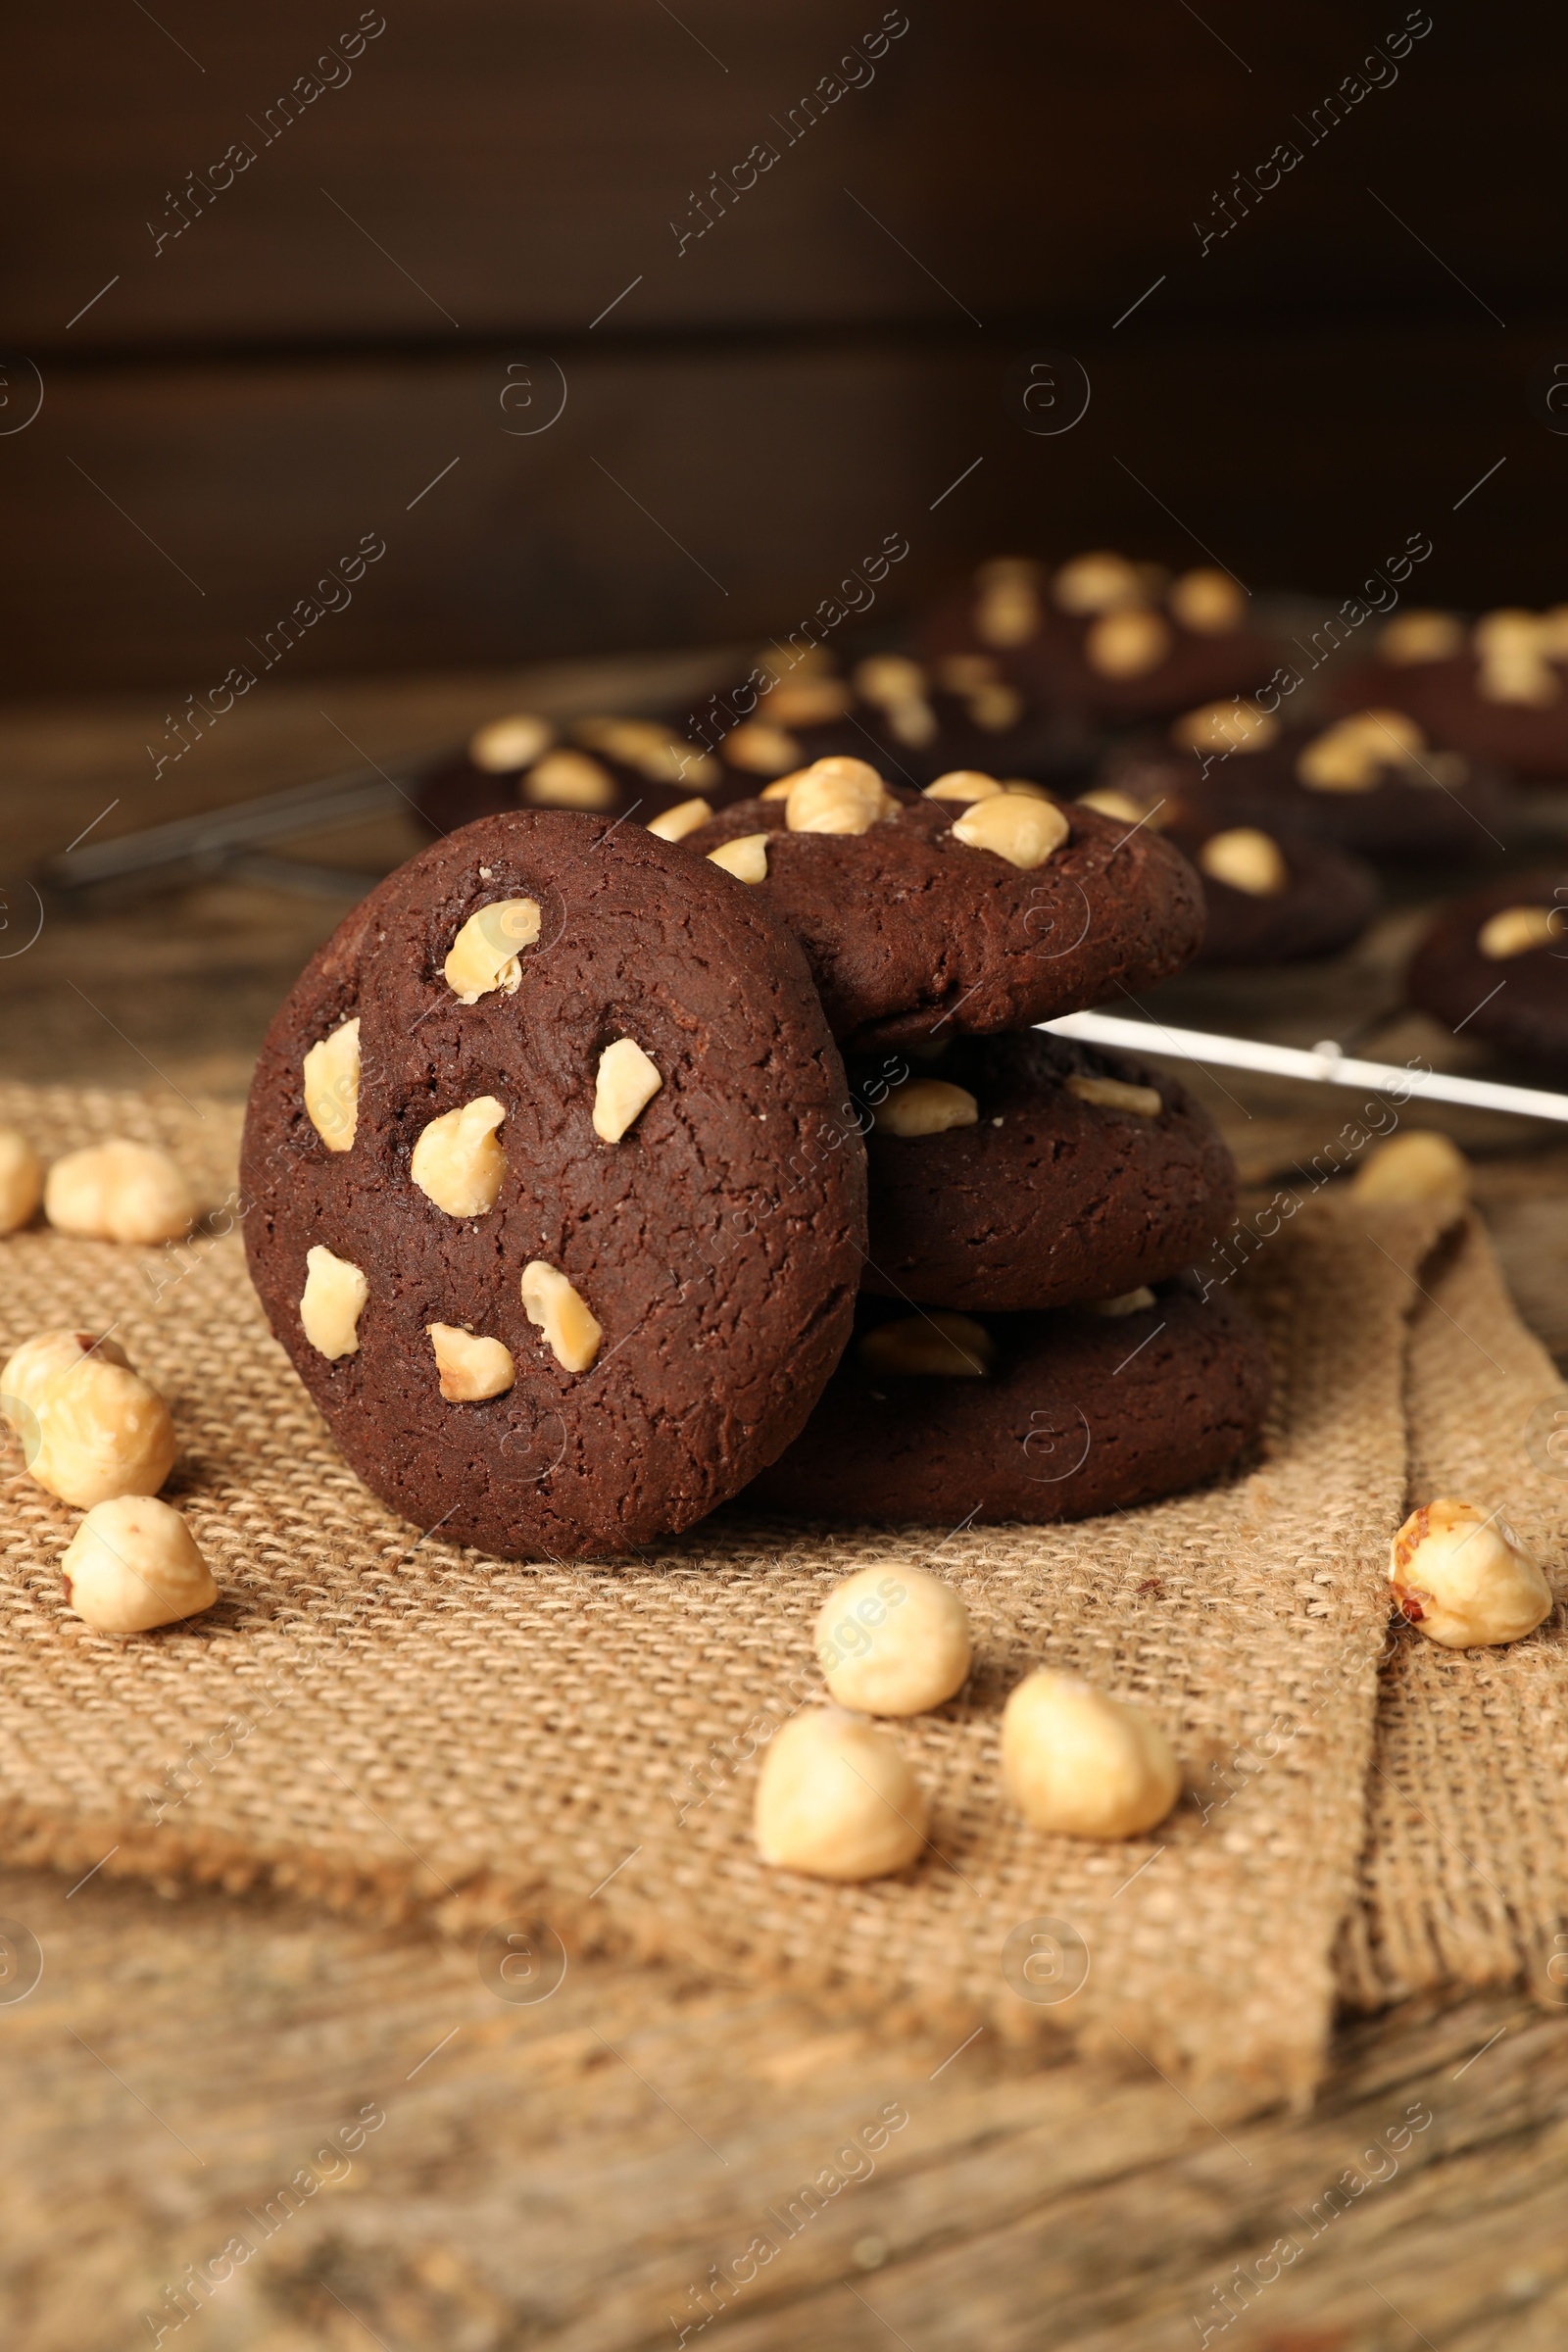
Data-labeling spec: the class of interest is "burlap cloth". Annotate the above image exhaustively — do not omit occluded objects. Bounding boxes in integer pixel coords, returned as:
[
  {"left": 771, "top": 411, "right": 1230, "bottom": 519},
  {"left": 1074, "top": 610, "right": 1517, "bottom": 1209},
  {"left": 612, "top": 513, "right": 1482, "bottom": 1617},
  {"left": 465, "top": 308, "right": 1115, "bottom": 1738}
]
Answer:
[
  {"left": 1338, "top": 1211, "right": 1568, "bottom": 2012},
  {"left": 0, "top": 1083, "right": 1483, "bottom": 2112}
]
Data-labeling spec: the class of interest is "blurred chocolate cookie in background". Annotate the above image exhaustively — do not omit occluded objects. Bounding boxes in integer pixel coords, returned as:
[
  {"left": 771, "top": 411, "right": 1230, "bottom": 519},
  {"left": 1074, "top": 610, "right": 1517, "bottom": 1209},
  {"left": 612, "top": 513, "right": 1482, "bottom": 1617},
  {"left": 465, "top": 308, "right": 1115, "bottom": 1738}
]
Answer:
[
  {"left": 1103, "top": 701, "right": 1517, "bottom": 864},
  {"left": 1327, "top": 607, "right": 1568, "bottom": 782},
  {"left": 917, "top": 551, "right": 1286, "bottom": 725},
  {"left": 1077, "top": 784, "right": 1381, "bottom": 966},
  {"left": 696, "top": 647, "right": 1091, "bottom": 792},
  {"left": 1408, "top": 876, "right": 1568, "bottom": 1074},
  {"left": 411, "top": 709, "right": 739, "bottom": 837}
]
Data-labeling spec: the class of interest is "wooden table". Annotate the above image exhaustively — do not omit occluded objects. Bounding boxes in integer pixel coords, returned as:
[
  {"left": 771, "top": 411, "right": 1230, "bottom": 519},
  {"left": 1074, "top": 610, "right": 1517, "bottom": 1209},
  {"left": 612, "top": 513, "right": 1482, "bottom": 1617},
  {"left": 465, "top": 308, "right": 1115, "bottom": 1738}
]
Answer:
[{"left": 4, "top": 668, "right": 1567, "bottom": 2352}]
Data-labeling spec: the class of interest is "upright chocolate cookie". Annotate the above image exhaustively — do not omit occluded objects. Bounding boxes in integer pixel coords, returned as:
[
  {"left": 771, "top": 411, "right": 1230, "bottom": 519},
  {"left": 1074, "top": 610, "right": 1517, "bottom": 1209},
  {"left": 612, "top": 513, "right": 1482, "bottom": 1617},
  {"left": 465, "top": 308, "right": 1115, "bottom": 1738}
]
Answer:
[
  {"left": 1408, "top": 876, "right": 1568, "bottom": 1074},
  {"left": 241, "top": 811, "right": 866, "bottom": 1558},
  {"left": 1327, "top": 609, "right": 1568, "bottom": 781},
  {"left": 683, "top": 760, "right": 1203, "bottom": 1050},
  {"left": 857, "top": 1031, "right": 1235, "bottom": 1310},
  {"left": 745, "top": 1283, "right": 1270, "bottom": 1525}
]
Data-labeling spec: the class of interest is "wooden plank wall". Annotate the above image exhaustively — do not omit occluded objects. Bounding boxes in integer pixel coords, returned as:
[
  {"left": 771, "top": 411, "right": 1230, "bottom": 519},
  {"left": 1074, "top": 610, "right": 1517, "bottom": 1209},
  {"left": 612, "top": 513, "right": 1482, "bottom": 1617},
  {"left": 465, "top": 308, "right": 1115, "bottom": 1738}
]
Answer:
[{"left": 1, "top": 2, "right": 1562, "bottom": 693}]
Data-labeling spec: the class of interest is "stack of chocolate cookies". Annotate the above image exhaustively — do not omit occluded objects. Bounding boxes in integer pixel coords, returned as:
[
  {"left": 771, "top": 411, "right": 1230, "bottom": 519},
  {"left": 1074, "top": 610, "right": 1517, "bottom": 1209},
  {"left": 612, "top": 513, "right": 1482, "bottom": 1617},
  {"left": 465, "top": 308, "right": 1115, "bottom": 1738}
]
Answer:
[
  {"left": 241, "top": 758, "right": 1267, "bottom": 1561},
  {"left": 683, "top": 760, "right": 1269, "bottom": 1529}
]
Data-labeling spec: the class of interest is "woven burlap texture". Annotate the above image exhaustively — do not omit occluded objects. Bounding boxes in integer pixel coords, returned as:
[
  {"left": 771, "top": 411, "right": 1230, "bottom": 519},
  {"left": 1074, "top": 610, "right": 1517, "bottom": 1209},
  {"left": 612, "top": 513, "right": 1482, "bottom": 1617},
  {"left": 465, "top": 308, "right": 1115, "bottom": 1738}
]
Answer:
[
  {"left": 1338, "top": 1212, "right": 1568, "bottom": 2012},
  {"left": 0, "top": 1084, "right": 1434, "bottom": 2111}
]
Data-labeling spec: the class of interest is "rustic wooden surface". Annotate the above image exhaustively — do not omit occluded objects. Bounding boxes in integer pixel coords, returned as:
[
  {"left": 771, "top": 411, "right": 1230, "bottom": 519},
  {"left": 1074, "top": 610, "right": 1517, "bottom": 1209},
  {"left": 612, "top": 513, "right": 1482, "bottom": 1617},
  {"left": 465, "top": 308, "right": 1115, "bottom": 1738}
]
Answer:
[{"left": 4, "top": 666, "right": 1568, "bottom": 2349}]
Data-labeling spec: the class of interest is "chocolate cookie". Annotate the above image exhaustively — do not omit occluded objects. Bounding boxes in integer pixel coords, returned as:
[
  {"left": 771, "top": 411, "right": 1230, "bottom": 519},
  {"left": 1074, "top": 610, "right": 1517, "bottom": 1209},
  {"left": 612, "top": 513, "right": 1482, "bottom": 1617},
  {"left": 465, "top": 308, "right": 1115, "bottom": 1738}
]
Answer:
[
  {"left": 1327, "top": 609, "right": 1568, "bottom": 781},
  {"left": 856, "top": 1030, "right": 1235, "bottom": 1311},
  {"left": 918, "top": 553, "right": 1282, "bottom": 724},
  {"left": 412, "top": 709, "right": 746, "bottom": 840},
  {"left": 683, "top": 762, "right": 1204, "bottom": 1051},
  {"left": 1160, "top": 813, "right": 1380, "bottom": 964},
  {"left": 702, "top": 651, "right": 1086, "bottom": 792},
  {"left": 1119, "top": 706, "right": 1516, "bottom": 861},
  {"left": 744, "top": 1282, "right": 1270, "bottom": 1525},
  {"left": 1407, "top": 875, "right": 1568, "bottom": 1074},
  {"left": 240, "top": 810, "right": 867, "bottom": 1558}
]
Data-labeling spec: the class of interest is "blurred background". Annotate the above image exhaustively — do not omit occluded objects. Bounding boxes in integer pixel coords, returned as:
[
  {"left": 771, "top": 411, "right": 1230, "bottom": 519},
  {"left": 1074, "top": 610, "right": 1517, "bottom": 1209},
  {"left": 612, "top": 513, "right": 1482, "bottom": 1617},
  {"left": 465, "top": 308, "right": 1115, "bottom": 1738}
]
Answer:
[{"left": 4, "top": 1, "right": 1562, "bottom": 695}]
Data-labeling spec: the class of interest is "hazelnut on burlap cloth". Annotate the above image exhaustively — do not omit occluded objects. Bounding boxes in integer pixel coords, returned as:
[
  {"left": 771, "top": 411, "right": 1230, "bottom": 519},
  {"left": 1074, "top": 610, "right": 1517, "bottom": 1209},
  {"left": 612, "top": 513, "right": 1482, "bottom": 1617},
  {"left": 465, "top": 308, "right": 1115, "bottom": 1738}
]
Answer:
[
  {"left": 0, "top": 1084, "right": 1454, "bottom": 2113},
  {"left": 1339, "top": 1211, "right": 1568, "bottom": 2012}
]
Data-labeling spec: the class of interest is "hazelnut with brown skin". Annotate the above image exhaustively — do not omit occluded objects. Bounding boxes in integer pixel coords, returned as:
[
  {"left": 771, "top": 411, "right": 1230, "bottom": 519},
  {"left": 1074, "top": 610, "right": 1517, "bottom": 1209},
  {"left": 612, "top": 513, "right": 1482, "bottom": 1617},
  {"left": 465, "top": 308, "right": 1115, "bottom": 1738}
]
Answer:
[
  {"left": 4, "top": 1330, "right": 172, "bottom": 1505},
  {"left": 1391, "top": 1498, "right": 1552, "bottom": 1648}
]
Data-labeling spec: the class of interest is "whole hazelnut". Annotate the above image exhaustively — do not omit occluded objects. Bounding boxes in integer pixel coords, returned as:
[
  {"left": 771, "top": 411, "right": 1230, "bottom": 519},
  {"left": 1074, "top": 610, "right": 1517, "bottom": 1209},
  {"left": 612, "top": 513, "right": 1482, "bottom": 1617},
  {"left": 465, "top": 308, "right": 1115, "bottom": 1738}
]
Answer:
[
  {"left": 44, "top": 1140, "right": 195, "bottom": 1245},
  {"left": 785, "top": 758, "right": 895, "bottom": 837},
  {"left": 2, "top": 1329, "right": 132, "bottom": 1432},
  {"left": 1169, "top": 702, "right": 1278, "bottom": 758},
  {"left": 815, "top": 1564, "right": 971, "bottom": 1716},
  {"left": 1002, "top": 1670, "right": 1179, "bottom": 1838},
  {"left": 27, "top": 1354, "right": 178, "bottom": 1509},
  {"left": 974, "top": 559, "right": 1043, "bottom": 647},
  {"left": 1380, "top": 611, "right": 1464, "bottom": 665},
  {"left": 950, "top": 794, "right": 1069, "bottom": 870},
  {"left": 574, "top": 716, "right": 701, "bottom": 783},
  {"left": 520, "top": 750, "right": 618, "bottom": 810},
  {"left": 1169, "top": 567, "right": 1245, "bottom": 635},
  {"left": 0, "top": 1128, "right": 43, "bottom": 1235},
  {"left": 1478, "top": 906, "right": 1561, "bottom": 960},
  {"left": 763, "top": 674, "right": 854, "bottom": 726},
  {"left": 1390, "top": 1498, "right": 1552, "bottom": 1648},
  {"left": 1075, "top": 787, "right": 1150, "bottom": 825},
  {"left": 722, "top": 722, "right": 802, "bottom": 776},
  {"left": 1351, "top": 1130, "right": 1470, "bottom": 1209},
  {"left": 967, "top": 680, "right": 1024, "bottom": 732},
  {"left": 754, "top": 1708, "right": 928, "bottom": 1880},
  {"left": 923, "top": 769, "right": 1004, "bottom": 804},
  {"left": 468, "top": 712, "right": 555, "bottom": 773},
  {"left": 1084, "top": 608, "right": 1174, "bottom": 681},
  {"left": 1198, "top": 828, "right": 1289, "bottom": 899},
  {"left": 1054, "top": 550, "right": 1144, "bottom": 614},
  {"left": 61, "top": 1494, "right": 218, "bottom": 1634},
  {"left": 1296, "top": 721, "right": 1381, "bottom": 794}
]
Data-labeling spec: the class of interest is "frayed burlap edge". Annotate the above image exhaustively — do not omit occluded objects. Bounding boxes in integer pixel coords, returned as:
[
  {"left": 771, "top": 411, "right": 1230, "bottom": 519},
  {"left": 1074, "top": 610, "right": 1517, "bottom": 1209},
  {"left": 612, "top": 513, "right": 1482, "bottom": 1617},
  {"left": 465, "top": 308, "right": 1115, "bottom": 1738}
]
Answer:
[{"left": 1337, "top": 1213, "right": 1568, "bottom": 2013}]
